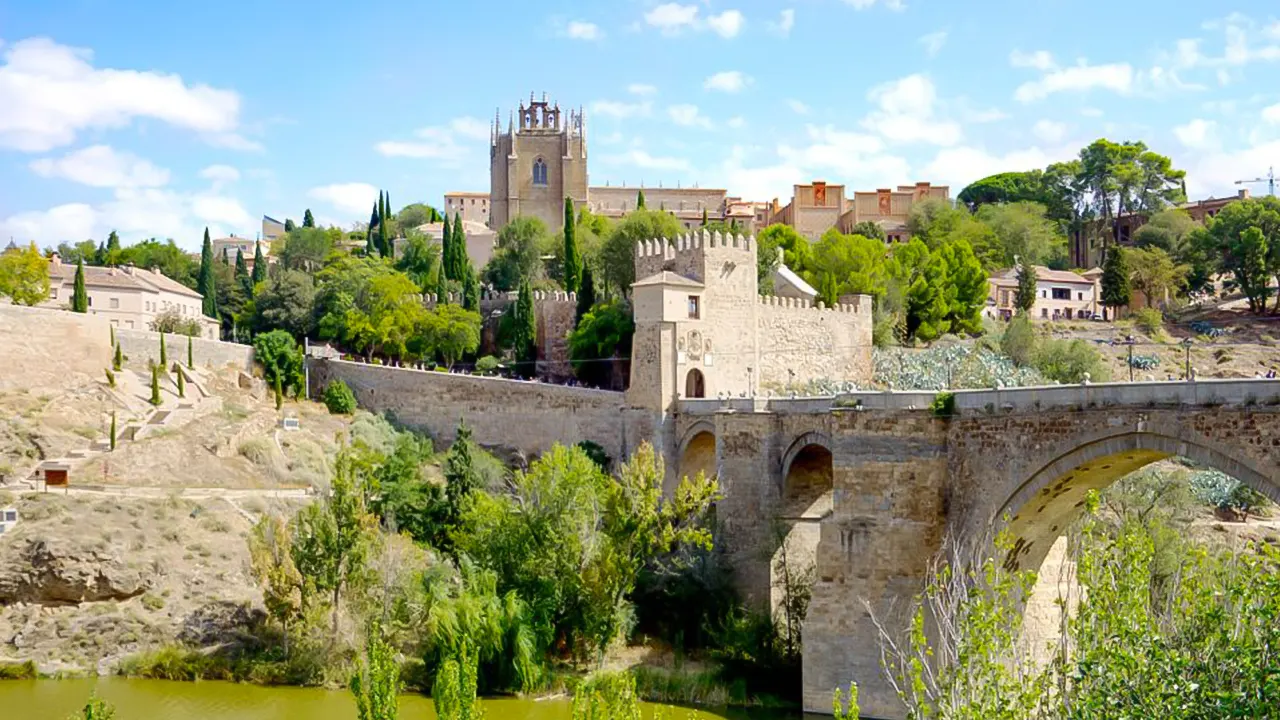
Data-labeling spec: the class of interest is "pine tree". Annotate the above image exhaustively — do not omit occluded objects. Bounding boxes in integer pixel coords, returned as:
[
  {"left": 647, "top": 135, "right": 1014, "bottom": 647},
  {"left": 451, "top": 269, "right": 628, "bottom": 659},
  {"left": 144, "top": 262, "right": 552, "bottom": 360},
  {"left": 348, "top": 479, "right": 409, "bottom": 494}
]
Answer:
[
  {"left": 284, "top": 218, "right": 297, "bottom": 233},
  {"left": 1014, "top": 258, "right": 1038, "bottom": 315},
  {"left": 72, "top": 258, "right": 89, "bottom": 312},
  {"left": 366, "top": 201, "right": 380, "bottom": 256},
  {"left": 1100, "top": 246, "right": 1132, "bottom": 320},
  {"left": 514, "top": 279, "right": 537, "bottom": 377},
  {"left": 303, "top": 209, "right": 315, "bottom": 228},
  {"left": 199, "top": 229, "right": 218, "bottom": 318},
  {"left": 636, "top": 190, "right": 646, "bottom": 209},
  {"left": 177, "top": 367, "right": 186, "bottom": 398},
  {"left": 149, "top": 366, "right": 162, "bottom": 406},
  {"left": 113, "top": 343, "right": 123, "bottom": 371},
  {"left": 251, "top": 242, "right": 267, "bottom": 287},
  {"left": 109, "top": 411, "right": 117, "bottom": 451},
  {"left": 235, "top": 249, "right": 250, "bottom": 294},
  {"left": 159, "top": 332, "right": 167, "bottom": 366},
  {"left": 187, "top": 335, "right": 194, "bottom": 368},
  {"left": 563, "top": 196, "right": 581, "bottom": 294},
  {"left": 441, "top": 213, "right": 453, "bottom": 278},
  {"left": 575, "top": 266, "right": 595, "bottom": 327}
]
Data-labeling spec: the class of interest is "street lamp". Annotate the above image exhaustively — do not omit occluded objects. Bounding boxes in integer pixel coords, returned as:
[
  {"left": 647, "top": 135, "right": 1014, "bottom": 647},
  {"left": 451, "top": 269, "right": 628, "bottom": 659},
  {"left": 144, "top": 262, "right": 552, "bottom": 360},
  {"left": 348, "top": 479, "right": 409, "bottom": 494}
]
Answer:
[
  {"left": 1182, "top": 337, "right": 1193, "bottom": 380},
  {"left": 1126, "top": 334, "right": 1136, "bottom": 382}
]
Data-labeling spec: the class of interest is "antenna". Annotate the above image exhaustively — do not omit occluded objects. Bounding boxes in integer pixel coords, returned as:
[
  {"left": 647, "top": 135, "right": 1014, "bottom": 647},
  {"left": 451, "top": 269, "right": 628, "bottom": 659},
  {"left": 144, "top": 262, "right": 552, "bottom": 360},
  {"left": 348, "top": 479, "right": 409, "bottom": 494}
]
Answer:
[{"left": 1235, "top": 166, "right": 1276, "bottom": 197}]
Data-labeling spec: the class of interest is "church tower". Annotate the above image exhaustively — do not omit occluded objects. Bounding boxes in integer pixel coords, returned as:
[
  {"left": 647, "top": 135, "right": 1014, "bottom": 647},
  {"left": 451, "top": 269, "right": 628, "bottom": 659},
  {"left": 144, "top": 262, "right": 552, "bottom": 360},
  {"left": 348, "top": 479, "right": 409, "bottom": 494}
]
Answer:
[{"left": 489, "top": 93, "right": 588, "bottom": 232}]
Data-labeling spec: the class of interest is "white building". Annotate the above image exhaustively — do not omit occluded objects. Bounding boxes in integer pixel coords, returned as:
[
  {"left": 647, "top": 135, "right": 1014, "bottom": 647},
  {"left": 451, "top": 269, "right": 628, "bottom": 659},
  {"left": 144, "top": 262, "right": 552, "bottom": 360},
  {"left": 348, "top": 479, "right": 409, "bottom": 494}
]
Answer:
[
  {"left": 985, "top": 266, "right": 1100, "bottom": 321},
  {"left": 44, "top": 255, "right": 220, "bottom": 339}
]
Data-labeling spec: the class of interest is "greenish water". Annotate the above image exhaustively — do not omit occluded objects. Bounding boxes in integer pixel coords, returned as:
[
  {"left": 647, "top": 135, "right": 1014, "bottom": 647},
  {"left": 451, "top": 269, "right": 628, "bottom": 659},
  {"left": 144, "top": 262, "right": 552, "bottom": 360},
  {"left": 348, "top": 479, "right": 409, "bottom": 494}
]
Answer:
[{"left": 0, "top": 678, "right": 806, "bottom": 720}]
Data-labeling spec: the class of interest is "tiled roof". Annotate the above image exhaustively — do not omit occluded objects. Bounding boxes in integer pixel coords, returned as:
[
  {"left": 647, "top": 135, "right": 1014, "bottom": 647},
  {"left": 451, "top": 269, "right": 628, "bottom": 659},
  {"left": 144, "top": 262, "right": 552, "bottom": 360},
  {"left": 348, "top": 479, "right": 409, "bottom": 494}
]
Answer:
[
  {"left": 49, "top": 262, "right": 202, "bottom": 299},
  {"left": 633, "top": 271, "right": 705, "bottom": 288},
  {"left": 993, "top": 265, "right": 1093, "bottom": 285}
]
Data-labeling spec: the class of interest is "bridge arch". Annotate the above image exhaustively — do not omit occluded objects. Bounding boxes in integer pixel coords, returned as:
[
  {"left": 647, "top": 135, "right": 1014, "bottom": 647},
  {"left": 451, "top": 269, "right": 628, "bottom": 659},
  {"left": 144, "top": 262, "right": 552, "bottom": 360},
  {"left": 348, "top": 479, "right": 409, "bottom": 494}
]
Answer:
[
  {"left": 780, "top": 431, "right": 833, "bottom": 501},
  {"left": 677, "top": 421, "right": 718, "bottom": 485},
  {"left": 996, "top": 430, "right": 1280, "bottom": 573}
]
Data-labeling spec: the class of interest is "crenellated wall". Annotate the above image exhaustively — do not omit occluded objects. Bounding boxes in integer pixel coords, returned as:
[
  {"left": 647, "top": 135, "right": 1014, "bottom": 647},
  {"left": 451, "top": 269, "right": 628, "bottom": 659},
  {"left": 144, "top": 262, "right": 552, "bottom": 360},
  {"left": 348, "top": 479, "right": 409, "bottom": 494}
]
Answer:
[
  {"left": 424, "top": 289, "right": 580, "bottom": 381},
  {"left": 755, "top": 295, "right": 872, "bottom": 392}
]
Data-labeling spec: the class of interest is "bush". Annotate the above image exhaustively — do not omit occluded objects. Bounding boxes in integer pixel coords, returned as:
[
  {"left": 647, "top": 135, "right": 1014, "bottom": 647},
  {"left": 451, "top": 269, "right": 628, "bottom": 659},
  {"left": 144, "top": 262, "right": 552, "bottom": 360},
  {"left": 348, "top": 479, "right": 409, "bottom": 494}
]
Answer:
[
  {"left": 999, "top": 316, "right": 1036, "bottom": 367},
  {"left": 474, "top": 355, "right": 500, "bottom": 375},
  {"left": 1132, "top": 307, "right": 1164, "bottom": 336},
  {"left": 1034, "top": 338, "right": 1110, "bottom": 384},
  {"left": 149, "top": 309, "right": 202, "bottom": 336},
  {"left": 322, "top": 379, "right": 356, "bottom": 415},
  {"left": 930, "top": 391, "right": 956, "bottom": 417}
]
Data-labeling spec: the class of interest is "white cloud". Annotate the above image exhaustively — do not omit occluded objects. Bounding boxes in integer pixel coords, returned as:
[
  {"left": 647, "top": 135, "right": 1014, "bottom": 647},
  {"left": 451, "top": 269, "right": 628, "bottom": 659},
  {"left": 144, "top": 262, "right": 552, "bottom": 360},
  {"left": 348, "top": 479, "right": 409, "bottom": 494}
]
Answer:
[
  {"left": 921, "top": 144, "right": 1075, "bottom": 191},
  {"left": 1080, "top": 107, "right": 1104, "bottom": 117},
  {"left": 727, "top": 116, "right": 746, "bottom": 129},
  {"left": 1173, "top": 118, "right": 1218, "bottom": 149},
  {"left": 590, "top": 99, "right": 653, "bottom": 119},
  {"left": 1011, "top": 50, "right": 1135, "bottom": 103},
  {"left": 199, "top": 164, "right": 241, "bottom": 184},
  {"left": 1032, "top": 120, "right": 1068, "bottom": 144},
  {"left": 0, "top": 37, "right": 246, "bottom": 153},
  {"left": 840, "top": 0, "right": 905, "bottom": 10},
  {"left": 29, "top": 145, "right": 170, "bottom": 188},
  {"left": 773, "top": 9, "right": 796, "bottom": 37},
  {"left": 919, "top": 30, "right": 948, "bottom": 57},
  {"left": 668, "top": 104, "right": 714, "bottom": 129},
  {"left": 644, "top": 3, "right": 700, "bottom": 34},
  {"left": 787, "top": 99, "right": 810, "bottom": 115},
  {"left": 603, "top": 148, "right": 691, "bottom": 172},
  {"left": 861, "top": 74, "right": 962, "bottom": 146},
  {"left": 1264, "top": 103, "right": 1280, "bottom": 124},
  {"left": 1181, "top": 138, "right": 1280, "bottom": 198},
  {"left": 308, "top": 183, "right": 380, "bottom": 217},
  {"left": 375, "top": 116, "right": 488, "bottom": 164},
  {"left": 707, "top": 10, "right": 745, "bottom": 38},
  {"left": 704, "top": 70, "right": 752, "bottom": 93},
  {"left": 628, "top": 83, "right": 657, "bottom": 96},
  {"left": 564, "top": 21, "right": 603, "bottom": 41}
]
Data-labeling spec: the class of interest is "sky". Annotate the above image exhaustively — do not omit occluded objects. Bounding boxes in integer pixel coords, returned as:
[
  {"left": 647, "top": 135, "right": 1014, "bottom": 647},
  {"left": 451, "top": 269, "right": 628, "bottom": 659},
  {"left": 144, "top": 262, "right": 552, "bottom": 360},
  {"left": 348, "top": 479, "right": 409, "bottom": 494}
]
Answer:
[{"left": 1, "top": 0, "right": 1279, "bottom": 250}]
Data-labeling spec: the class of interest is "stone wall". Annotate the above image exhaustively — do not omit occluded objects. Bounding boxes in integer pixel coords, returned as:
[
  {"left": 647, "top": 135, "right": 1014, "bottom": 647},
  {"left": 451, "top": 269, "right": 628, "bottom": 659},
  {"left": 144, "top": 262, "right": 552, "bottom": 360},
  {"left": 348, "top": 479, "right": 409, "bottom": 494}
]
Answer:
[
  {"left": 0, "top": 304, "right": 112, "bottom": 392},
  {"left": 308, "top": 358, "right": 647, "bottom": 460},
  {"left": 116, "top": 328, "right": 254, "bottom": 372},
  {"left": 426, "top": 289, "right": 580, "bottom": 382},
  {"left": 756, "top": 295, "right": 872, "bottom": 392}
]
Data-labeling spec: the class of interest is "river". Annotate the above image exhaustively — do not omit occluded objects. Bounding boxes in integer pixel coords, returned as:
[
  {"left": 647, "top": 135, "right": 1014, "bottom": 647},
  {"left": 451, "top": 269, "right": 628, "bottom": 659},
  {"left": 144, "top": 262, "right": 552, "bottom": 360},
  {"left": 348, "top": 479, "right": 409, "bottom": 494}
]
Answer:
[{"left": 0, "top": 678, "right": 812, "bottom": 719}]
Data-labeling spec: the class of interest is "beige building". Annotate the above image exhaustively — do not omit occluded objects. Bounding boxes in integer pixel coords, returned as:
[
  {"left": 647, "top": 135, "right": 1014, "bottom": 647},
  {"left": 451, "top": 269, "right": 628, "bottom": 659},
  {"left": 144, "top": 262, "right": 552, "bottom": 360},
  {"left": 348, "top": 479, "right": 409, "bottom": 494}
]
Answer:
[
  {"left": 769, "top": 180, "right": 951, "bottom": 241},
  {"left": 985, "top": 266, "right": 1099, "bottom": 321},
  {"left": 444, "top": 192, "right": 491, "bottom": 226},
  {"left": 262, "top": 215, "right": 286, "bottom": 242},
  {"left": 211, "top": 235, "right": 269, "bottom": 271},
  {"left": 589, "top": 185, "right": 732, "bottom": 230},
  {"left": 411, "top": 220, "right": 498, "bottom": 269},
  {"left": 490, "top": 94, "right": 588, "bottom": 234},
  {"left": 627, "top": 229, "right": 872, "bottom": 414},
  {"left": 44, "top": 255, "right": 219, "bottom": 339}
]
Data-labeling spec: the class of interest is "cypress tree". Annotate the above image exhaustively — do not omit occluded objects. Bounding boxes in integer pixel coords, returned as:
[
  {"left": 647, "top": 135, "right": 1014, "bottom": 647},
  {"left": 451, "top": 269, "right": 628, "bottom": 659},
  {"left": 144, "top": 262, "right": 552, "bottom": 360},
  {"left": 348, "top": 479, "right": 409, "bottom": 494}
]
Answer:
[
  {"left": 575, "top": 266, "right": 595, "bottom": 327},
  {"left": 563, "top": 196, "right": 581, "bottom": 294},
  {"left": 95, "top": 241, "right": 106, "bottom": 265},
  {"left": 303, "top": 209, "right": 315, "bottom": 228},
  {"left": 378, "top": 191, "right": 389, "bottom": 258},
  {"left": 104, "top": 230, "right": 121, "bottom": 264},
  {"left": 149, "top": 366, "right": 162, "bottom": 406},
  {"left": 235, "top": 249, "right": 250, "bottom": 294},
  {"left": 199, "top": 229, "right": 217, "bottom": 318},
  {"left": 701, "top": 208, "right": 708, "bottom": 227},
  {"left": 637, "top": 190, "right": 646, "bottom": 209},
  {"left": 251, "top": 242, "right": 267, "bottom": 287},
  {"left": 451, "top": 212, "right": 466, "bottom": 280},
  {"left": 1014, "top": 258, "right": 1038, "bottom": 315},
  {"left": 366, "top": 201, "right": 380, "bottom": 256},
  {"left": 187, "top": 335, "right": 194, "bottom": 368},
  {"left": 110, "top": 410, "right": 117, "bottom": 451},
  {"left": 177, "top": 367, "right": 186, "bottom": 398},
  {"left": 435, "top": 267, "right": 449, "bottom": 305},
  {"left": 110, "top": 324, "right": 115, "bottom": 347},
  {"left": 113, "top": 342, "right": 123, "bottom": 371},
  {"left": 72, "top": 258, "right": 89, "bottom": 312},
  {"left": 284, "top": 218, "right": 296, "bottom": 233},
  {"left": 159, "top": 332, "right": 167, "bottom": 366},
  {"left": 514, "top": 279, "right": 537, "bottom": 377},
  {"left": 441, "top": 214, "right": 453, "bottom": 279},
  {"left": 463, "top": 266, "right": 479, "bottom": 311},
  {"left": 1100, "top": 246, "right": 1132, "bottom": 320}
]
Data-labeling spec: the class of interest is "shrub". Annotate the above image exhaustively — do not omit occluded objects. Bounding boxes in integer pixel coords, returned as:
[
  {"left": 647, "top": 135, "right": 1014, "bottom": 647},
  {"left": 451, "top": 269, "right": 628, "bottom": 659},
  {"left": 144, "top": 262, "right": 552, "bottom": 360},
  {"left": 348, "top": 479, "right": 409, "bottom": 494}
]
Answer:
[
  {"left": 104, "top": 368, "right": 116, "bottom": 388},
  {"left": 1132, "top": 307, "right": 1164, "bottom": 336},
  {"left": 1034, "top": 338, "right": 1110, "bottom": 384},
  {"left": 474, "top": 355, "right": 500, "bottom": 375},
  {"left": 576, "top": 440, "right": 611, "bottom": 471},
  {"left": 930, "top": 391, "right": 956, "bottom": 417},
  {"left": 999, "top": 315, "right": 1036, "bottom": 367},
  {"left": 322, "top": 379, "right": 357, "bottom": 415},
  {"left": 149, "top": 309, "right": 202, "bottom": 336}
]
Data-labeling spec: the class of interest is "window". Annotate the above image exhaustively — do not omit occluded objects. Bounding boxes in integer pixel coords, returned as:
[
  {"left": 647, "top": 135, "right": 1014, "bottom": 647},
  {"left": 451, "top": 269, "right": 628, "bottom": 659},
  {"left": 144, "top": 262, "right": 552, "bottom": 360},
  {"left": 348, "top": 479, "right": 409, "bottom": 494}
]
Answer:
[
  {"left": 1051, "top": 288, "right": 1070, "bottom": 300},
  {"left": 1041, "top": 290, "right": 1047, "bottom": 298},
  {"left": 88, "top": 296, "right": 92, "bottom": 307},
  {"left": 685, "top": 369, "right": 706, "bottom": 399},
  {"left": 49, "top": 289, "right": 57, "bottom": 299},
  {"left": 1041, "top": 308, "right": 1048, "bottom": 318},
  {"left": 1077, "top": 291, "right": 1083, "bottom": 301},
  {"left": 688, "top": 295, "right": 701, "bottom": 319},
  {"left": 110, "top": 297, "right": 119, "bottom": 309},
  {"left": 532, "top": 158, "right": 548, "bottom": 186}
]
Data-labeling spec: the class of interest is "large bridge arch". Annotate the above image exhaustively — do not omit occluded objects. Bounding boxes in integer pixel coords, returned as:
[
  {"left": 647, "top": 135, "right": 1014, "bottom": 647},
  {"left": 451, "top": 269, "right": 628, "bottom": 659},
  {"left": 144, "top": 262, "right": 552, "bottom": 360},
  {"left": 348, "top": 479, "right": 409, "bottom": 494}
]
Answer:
[
  {"left": 677, "top": 421, "right": 718, "bottom": 487},
  {"left": 995, "top": 430, "right": 1280, "bottom": 573}
]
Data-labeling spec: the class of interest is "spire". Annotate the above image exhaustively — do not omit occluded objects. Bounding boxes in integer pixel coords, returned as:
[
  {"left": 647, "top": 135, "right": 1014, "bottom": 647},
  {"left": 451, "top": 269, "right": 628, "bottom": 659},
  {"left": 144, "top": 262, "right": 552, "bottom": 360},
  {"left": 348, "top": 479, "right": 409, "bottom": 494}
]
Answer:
[{"left": 508, "top": 110, "right": 514, "bottom": 135}]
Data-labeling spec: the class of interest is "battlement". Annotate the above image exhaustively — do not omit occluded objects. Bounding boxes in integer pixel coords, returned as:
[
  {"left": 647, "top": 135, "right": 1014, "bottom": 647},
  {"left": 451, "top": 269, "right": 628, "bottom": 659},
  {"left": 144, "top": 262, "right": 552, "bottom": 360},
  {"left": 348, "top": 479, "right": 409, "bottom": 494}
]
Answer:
[
  {"left": 422, "top": 289, "right": 579, "bottom": 307},
  {"left": 634, "top": 229, "right": 755, "bottom": 260},
  {"left": 758, "top": 293, "right": 871, "bottom": 315}
]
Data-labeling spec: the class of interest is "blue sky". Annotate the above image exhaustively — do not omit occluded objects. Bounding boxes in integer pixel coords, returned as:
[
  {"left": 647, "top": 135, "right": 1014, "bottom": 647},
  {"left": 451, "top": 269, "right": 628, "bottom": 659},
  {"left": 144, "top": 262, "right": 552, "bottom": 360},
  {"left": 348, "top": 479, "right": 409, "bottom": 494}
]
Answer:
[{"left": 2, "top": 0, "right": 1279, "bottom": 250}]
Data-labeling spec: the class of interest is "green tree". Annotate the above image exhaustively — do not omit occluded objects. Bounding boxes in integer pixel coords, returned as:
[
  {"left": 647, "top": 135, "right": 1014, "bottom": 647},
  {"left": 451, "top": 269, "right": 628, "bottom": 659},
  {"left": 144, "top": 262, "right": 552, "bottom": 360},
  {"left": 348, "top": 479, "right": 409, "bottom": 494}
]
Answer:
[
  {"left": 597, "top": 209, "right": 683, "bottom": 297},
  {"left": 252, "top": 329, "right": 305, "bottom": 396},
  {"left": 234, "top": 249, "right": 251, "bottom": 295},
  {"left": 484, "top": 216, "right": 553, "bottom": 290},
  {"left": 339, "top": 272, "right": 427, "bottom": 363},
  {"left": 449, "top": 212, "right": 468, "bottom": 281},
  {"left": 849, "top": 220, "right": 887, "bottom": 241},
  {"left": 367, "top": 201, "right": 380, "bottom": 256},
  {"left": 758, "top": 223, "right": 813, "bottom": 274},
  {"left": 1205, "top": 195, "right": 1280, "bottom": 313},
  {"left": 805, "top": 229, "right": 888, "bottom": 306},
  {"left": 1014, "top": 257, "right": 1038, "bottom": 315},
  {"left": 568, "top": 301, "right": 634, "bottom": 389},
  {"left": 113, "top": 343, "right": 123, "bottom": 371},
  {"left": 437, "top": 421, "right": 482, "bottom": 556},
  {"left": 441, "top": 213, "right": 453, "bottom": 276},
  {"left": 176, "top": 366, "right": 185, "bottom": 398},
  {"left": 199, "top": 229, "right": 218, "bottom": 318},
  {"left": 0, "top": 241, "right": 51, "bottom": 306},
  {"left": 187, "top": 335, "right": 193, "bottom": 368},
  {"left": 563, "top": 197, "right": 582, "bottom": 293},
  {"left": 1132, "top": 208, "right": 1198, "bottom": 253},
  {"left": 1126, "top": 246, "right": 1189, "bottom": 309},
  {"left": 396, "top": 233, "right": 441, "bottom": 292},
  {"left": 575, "top": 267, "right": 596, "bottom": 327},
  {"left": 323, "top": 379, "right": 357, "bottom": 415},
  {"left": 636, "top": 190, "right": 646, "bottom": 209},
  {"left": 1034, "top": 337, "right": 1110, "bottom": 383},
  {"left": 280, "top": 227, "right": 336, "bottom": 273},
  {"left": 249, "top": 514, "right": 303, "bottom": 654},
  {"left": 888, "top": 239, "right": 952, "bottom": 341},
  {"left": 510, "top": 279, "right": 538, "bottom": 376},
  {"left": 351, "top": 623, "right": 400, "bottom": 720},
  {"left": 939, "top": 238, "right": 987, "bottom": 335},
  {"left": 302, "top": 208, "right": 315, "bottom": 228},
  {"left": 284, "top": 218, "right": 297, "bottom": 233},
  {"left": 251, "top": 242, "right": 267, "bottom": 287},
  {"left": 421, "top": 304, "right": 481, "bottom": 369},
  {"left": 1001, "top": 314, "right": 1037, "bottom": 366},
  {"left": 396, "top": 202, "right": 439, "bottom": 229},
  {"left": 149, "top": 365, "right": 162, "bottom": 406},
  {"left": 976, "top": 202, "right": 1066, "bottom": 270},
  {"left": 248, "top": 270, "right": 317, "bottom": 338},
  {"left": 433, "top": 640, "right": 482, "bottom": 720},
  {"left": 1078, "top": 139, "right": 1186, "bottom": 252},
  {"left": 109, "top": 411, "right": 116, "bottom": 451},
  {"left": 462, "top": 268, "right": 480, "bottom": 312},
  {"left": 701, "top": 207, "right": 708, "bottom": 226},
  {"left": 55, "top": 239, "right": 99, "bottom": 266},
  {"left": 102, "top": 230, "right": 122, "bottom": 265},
  {"left": 1100, "top": 247, "right": 1132, "bottom": 318},
  {"left": 71, "top": 258, "right": 88, "bottom": 312},
  {"left": 957, "top": 170, "right": 1062, "bottom": 215}
]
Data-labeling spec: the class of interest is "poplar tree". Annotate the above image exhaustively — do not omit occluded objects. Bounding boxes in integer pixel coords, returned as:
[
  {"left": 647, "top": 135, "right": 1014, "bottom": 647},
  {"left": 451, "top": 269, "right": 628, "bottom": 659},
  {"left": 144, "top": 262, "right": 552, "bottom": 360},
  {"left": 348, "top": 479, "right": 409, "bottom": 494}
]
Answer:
[
  {"left": 72, "top": 258, "right": 89, "bottom": 312},
  {"left": 303, "top": 209, "right": 315, "bottom": 228},
  {"left": 235, "top": 249, "right": 250, "bottom": 294},
  {"left": 252, "top": 242, "right": 267, "bottom": 287},
  {"left": 199, "top": 229, "right": 218, "bottom": 318},
  {"left": 563, "top": 196, "right": 582, "bottom": 293}
]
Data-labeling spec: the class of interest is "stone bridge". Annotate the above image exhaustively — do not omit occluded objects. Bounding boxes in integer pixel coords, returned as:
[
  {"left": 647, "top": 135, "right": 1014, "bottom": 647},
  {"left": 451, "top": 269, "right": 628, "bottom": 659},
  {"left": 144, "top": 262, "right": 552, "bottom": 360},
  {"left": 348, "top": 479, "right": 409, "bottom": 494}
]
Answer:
[{"left": 673, "top": 379, "right": 1280, "bottom": 719}]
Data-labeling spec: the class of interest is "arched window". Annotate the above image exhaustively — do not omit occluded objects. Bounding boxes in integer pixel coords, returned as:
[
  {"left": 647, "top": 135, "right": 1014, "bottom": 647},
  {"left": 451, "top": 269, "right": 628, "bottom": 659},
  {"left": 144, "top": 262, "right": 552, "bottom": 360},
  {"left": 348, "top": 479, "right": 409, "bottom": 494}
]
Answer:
[
  {"left": 532, "top": 158, "right": 548, "bottom": 186},
  {"left": 685, "top": 368, "right": 706, "bottom": 399}
]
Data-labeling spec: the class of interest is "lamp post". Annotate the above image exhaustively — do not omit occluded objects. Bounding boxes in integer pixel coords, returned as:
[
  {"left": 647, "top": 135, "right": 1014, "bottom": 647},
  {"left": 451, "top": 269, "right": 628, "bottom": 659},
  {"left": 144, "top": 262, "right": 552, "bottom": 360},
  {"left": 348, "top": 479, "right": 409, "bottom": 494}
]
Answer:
[
  {"left": 1182, "top": 337, "right": 1193, "bottom": 380},
  {"left": 1126, "top": 334, "right": 1136, "bottom": 382}
]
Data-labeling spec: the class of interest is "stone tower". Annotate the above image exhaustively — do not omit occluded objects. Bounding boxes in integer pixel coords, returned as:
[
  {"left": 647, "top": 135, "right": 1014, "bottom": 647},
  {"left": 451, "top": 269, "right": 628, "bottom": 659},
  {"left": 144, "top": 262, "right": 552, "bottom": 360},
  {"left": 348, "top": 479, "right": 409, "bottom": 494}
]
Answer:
[{"left": 489, "top": 93, "right": 588, "bottom": 233}]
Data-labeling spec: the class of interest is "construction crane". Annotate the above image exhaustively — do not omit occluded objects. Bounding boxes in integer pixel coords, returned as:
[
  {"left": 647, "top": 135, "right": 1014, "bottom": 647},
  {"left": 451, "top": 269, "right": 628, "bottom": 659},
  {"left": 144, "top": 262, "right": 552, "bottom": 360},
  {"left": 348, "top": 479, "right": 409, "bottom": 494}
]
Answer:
[{"left": 1235, "top": 166, "right": 1275, "bottom": 197}]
